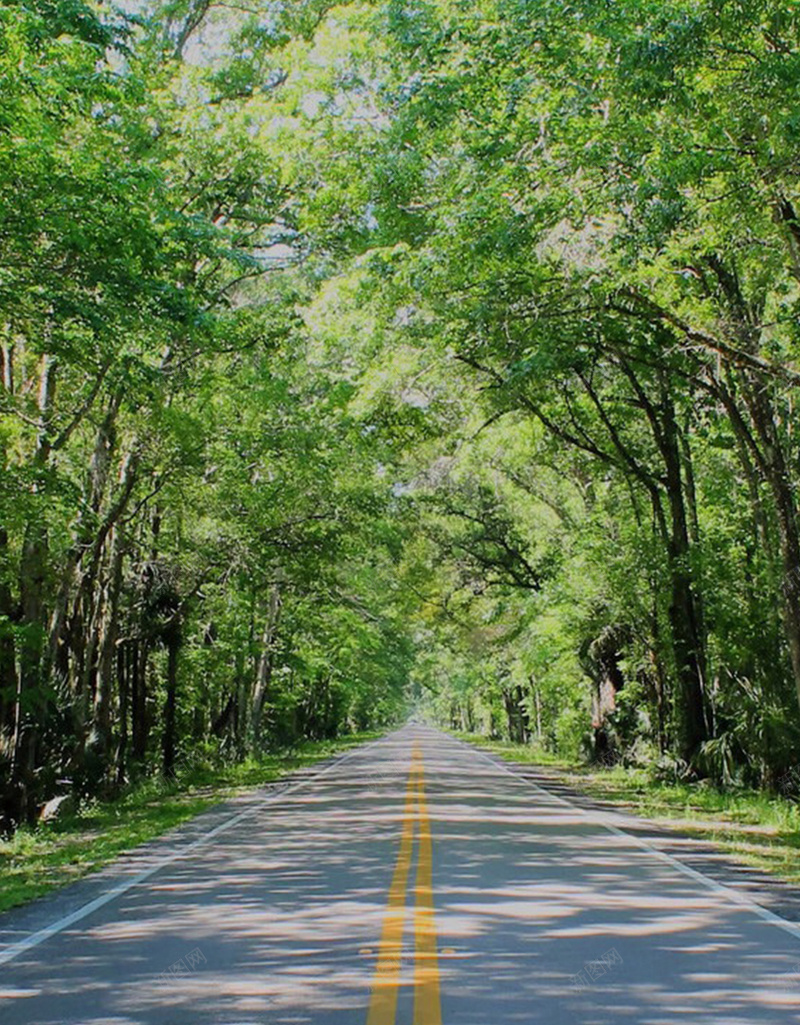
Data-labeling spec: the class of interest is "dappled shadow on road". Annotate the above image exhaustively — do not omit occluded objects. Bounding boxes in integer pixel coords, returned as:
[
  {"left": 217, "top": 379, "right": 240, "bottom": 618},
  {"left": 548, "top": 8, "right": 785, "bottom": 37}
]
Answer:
[
  {"left": 424, "top": 736, "right": 800, "bottom": 1024},
  {"left": 1, "top": 726, "right": 799, "bottom": 1024},
  {"left": 503, "top": 760, "right": 800, "bottom": 926},
  {"left": 0, "top": 735, "right": 419, "bottom": 1025}
]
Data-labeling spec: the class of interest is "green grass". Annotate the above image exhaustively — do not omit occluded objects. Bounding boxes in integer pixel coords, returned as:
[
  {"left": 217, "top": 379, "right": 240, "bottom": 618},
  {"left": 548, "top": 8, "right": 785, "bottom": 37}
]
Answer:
[
  {"left": 0, "top": 731, "right": 381, "bottom": 914},
  {"left": 454, "top": 732, "right": 800, "bottom": 886},
  {"left": 450, "top": 732, "right": 570, "bottom": 767}
]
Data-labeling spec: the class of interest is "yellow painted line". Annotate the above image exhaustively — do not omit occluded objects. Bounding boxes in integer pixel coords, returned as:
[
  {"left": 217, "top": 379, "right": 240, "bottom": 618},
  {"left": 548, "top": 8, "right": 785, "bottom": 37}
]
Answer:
[
  {"left": 366, "top": 754, "right": 420, "bottom": 1025},
  {"left": 366, "top": 746, "right": 442, "bottom": 1025},
  {"left": 413, "top": 758, "right": 442, "bottom": 1025}
]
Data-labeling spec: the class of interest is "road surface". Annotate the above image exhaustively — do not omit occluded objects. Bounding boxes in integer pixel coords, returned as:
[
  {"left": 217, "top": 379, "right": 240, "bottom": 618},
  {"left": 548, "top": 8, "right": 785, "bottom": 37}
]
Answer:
[{"left": 1, "top": 724, "right": 799, "bottom": 1023}]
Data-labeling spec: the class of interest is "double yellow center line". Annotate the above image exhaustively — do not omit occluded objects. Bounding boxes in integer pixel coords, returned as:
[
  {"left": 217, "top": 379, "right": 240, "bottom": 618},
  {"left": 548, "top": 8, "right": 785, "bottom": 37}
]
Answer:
[{"left": 366, "top": 747, "right": 442, "bottom": 1025}]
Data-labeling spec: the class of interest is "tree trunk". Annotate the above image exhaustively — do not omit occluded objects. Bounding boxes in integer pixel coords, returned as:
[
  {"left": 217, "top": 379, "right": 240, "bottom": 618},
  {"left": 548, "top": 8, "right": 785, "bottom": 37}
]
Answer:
[
  {"left": 162, "top": 627, "right": 181, "bottom": 778},
  {"left": 93, "top": 525, "right": 125, "bottom": 765},
  {"left": 116, "top": 641, "right": 129, "bottom": 786},
  {"left": 0, "top": 527, "right": 17, "bottom": 742},
  {"left": 530, "top": 675, "right": 542, "bottom": 741},
  {"left": 0, "top": 525, "right": 19, "bottom": 832},
  {"left": 131, "top": 641, "right": 148, "bottom": 763},
  {"left": 251, "top": 585, "right": 281, "bottom": 745},
  {"left": 661, "top": 388, "right": 710, "bottom": 763},
  {"left": 502, "top": 685, "right": 527, "bottom": 744}
]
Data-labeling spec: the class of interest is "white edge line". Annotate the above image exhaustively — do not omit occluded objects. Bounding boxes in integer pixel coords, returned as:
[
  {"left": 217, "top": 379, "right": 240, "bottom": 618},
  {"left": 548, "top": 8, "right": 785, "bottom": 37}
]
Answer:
[
  {"left": 0, "top": 735, "right": 387, "bottom": 967},
  {"left": 451, "top": 733, "right": 800, "bottom": 946}
]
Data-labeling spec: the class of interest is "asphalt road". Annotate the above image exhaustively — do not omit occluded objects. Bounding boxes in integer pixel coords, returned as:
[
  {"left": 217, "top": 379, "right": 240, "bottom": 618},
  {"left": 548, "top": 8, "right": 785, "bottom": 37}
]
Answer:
[{"left": 1, "top": 724, "right": 800, "bottom": 1024}]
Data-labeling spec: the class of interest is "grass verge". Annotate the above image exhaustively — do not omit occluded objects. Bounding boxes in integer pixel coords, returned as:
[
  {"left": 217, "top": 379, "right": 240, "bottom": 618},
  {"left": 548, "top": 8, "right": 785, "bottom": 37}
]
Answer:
[
  {"left": 0, "top": 731, "right": 381, "bottom": 915},
  {"left": 453, "top": 732, "right": 800, "bottom": 887}
]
